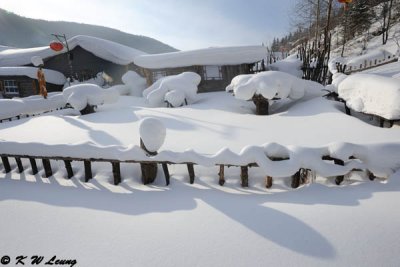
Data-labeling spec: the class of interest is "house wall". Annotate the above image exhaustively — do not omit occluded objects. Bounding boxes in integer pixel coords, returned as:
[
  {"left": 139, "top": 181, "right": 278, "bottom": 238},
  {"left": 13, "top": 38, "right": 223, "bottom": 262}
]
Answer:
[
  {"left": 141, "top": 63, "right": 255, "bottom": 93},
  {"left": 41, "top": 46, "right": 139, "bottom": 84},
  {"left": 0, "top": 75, "right": 63, "bottom": 98}
]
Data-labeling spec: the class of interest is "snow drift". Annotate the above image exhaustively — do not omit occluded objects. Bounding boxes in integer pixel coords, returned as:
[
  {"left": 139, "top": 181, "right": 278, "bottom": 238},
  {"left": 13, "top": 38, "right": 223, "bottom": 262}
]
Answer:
[{"left": 143, "top": 72, "right": 201, "bottom": 107}]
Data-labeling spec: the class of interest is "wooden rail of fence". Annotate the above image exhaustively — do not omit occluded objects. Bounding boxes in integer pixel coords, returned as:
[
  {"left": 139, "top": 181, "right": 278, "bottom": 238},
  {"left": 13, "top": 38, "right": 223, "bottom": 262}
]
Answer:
[
  {"left": 0, "top": 105, "right": 71, "bottom": 124},
  {"left": 0, "top": 152, "right": 376, "bottom": 189}
]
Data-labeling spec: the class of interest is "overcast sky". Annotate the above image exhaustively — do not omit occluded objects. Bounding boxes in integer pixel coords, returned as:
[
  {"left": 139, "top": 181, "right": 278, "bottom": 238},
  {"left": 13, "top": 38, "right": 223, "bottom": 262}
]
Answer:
[{"left": 1, "top": 0, "right": 295, "bottom": 50}]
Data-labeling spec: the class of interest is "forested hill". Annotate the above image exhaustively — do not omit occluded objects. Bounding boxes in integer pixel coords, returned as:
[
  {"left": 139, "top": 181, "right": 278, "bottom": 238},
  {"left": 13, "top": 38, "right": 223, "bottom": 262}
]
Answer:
[{"left": 0, "top": 8, "right": 177, "bottom": 53}]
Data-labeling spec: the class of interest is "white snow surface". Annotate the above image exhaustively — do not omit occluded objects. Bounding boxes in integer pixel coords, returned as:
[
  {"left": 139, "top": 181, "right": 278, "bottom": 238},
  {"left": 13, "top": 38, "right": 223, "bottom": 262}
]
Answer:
[
  {"left": 0, "top": 35, "right": 146, "bottom": 67},
  {"left": 63, "top": 84, "right": 119, "bottom": 111},
  {"left": 268, "top": 54, "right": 303, "bottom": 77},
  {"left": 134, "top": 46, "right": 266, "bottom": 69},
  {"left": 0, "top": 66, "right": 66, "bottom": 85},
  {"left": 230, "top": 71, "right": 324, "bottom": 101},
  {"left": 338, "top": 74, "right": 400, "bottom": 120},
  {"left": 143, "top": 72, "right": 201, "bottom": 107},
  {"left": 121, "top": 71, "right": 147, "bottom": 96}
]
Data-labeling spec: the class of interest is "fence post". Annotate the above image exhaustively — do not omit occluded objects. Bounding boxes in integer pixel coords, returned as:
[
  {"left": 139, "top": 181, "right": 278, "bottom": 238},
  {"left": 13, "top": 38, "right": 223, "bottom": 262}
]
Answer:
[
  {"left": 111, "top": 162, "right": 121, "bottom": 185},
  {"left": 64, "top": 160, "right": 74, "bottom": 179},
  {"left": 42, "top": 159, "right": 52, "bottom": 177},
  {"left": 218, "top": 165, "right": 225, "bottom": 186},
  {"left": 265, "top": 176, "right": 273, "bottom": 188},
  {"left": 187, "top": 163, "right": 195, "bottom": 184},
  {"left": 29, "top": 158, "right": 38, "bottom": 175},
  {"left": 162, "top": 163, "right": 170, "bottom": 186},
  {"left": 240, "top": 166, "right": 249, "bottom": 187},
  {"left": 15, "top": 157, "right": 24, "bottom": 173},
  {"left": 84, "top": 160, "right": 92, "bottom": 182},
  {"left": 1, "top": 156, "right": 11, "bottom": 173}
]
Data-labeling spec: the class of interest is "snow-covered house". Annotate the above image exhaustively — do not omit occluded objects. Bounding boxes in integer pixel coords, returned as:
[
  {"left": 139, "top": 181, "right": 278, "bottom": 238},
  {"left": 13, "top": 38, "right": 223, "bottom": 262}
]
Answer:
[
  {"left": 0, "top": 35, "right": 146, "bottom": 86},
  {"left": 134, "top": 46, "right": 266, "bottom": 92},
  {"left": 0, "top": 67, "right": 66, "bottom": 98}
]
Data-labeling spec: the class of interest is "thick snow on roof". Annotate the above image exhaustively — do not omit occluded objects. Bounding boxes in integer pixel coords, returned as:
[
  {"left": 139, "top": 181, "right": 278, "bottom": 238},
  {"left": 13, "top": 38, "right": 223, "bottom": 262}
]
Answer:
[
  {"left": 0, "top": 67, "right": 66, "bottom": 85},
  {"left": 134, "top": 46, "right": 266, "bottom": 69},
  {"left": 0, "top": 35, "right": 146, "bottom": 67}
]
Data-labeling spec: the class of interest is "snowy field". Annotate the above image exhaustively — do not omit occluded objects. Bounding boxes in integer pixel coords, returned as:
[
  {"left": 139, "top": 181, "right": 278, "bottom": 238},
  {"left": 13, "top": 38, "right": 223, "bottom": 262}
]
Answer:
[{"left": 1, "top": 86, "right": 400, "bottom": 266}]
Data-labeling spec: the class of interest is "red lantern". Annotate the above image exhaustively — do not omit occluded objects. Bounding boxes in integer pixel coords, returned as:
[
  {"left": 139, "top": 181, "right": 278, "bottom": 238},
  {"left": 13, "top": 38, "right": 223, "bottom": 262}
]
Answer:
[{"left": 50, "top": 41, "right": 64, "bottom": 52}]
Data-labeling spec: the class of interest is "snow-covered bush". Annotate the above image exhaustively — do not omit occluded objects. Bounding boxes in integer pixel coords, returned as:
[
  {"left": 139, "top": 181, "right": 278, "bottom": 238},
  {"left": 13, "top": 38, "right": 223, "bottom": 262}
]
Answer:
[
  {"left": 338, "top": 74, "right": 400, "bottom": 120},
  {"left": 63, "top": 84, "right": 119, "bottom": 114},
  {"left": 121, "top": 71, "right": 147, "bottom": 96},
  {"left": 143, "top": 72, "right": 201, "bottom": 107}
]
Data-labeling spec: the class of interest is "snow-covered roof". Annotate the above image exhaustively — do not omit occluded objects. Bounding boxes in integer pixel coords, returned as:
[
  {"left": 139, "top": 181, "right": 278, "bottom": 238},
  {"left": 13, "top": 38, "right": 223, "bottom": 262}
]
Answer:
[
  {"left": 134, "top": 46, "right": 266, "bottom": 69},
  {"left": 0, "top": 67, "right": 66, "bottom": 85},
  {"left": 0, "top": 35, "right": 147, "bottom": 67}
]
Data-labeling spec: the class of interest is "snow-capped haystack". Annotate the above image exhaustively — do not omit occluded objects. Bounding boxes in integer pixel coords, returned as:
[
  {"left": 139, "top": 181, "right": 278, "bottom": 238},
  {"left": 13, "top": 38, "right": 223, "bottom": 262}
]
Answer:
[
  {"left": 139, "top": 118, "right": 166, "bottom": 153},
  {"left": 230, "top": 71, "right": 307, "bottom": 101},
  {"left": 121, "top": 71, "right": 147, "bottom": 96},
  {"left": 63, "top": 84, "right": 119, "bottom": 114},
  {"left": 338, "top": 74, "right": 400, "bottom": 120},
  {"left": 143, "top": 72, "right": 201, "bottom": 107}
]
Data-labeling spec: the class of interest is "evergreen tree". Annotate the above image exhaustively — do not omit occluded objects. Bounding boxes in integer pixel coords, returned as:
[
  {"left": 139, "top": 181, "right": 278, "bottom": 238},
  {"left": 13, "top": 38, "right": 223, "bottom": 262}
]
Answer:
[{"left": 348, "top": 0, "right": 374, "bottom": 37}]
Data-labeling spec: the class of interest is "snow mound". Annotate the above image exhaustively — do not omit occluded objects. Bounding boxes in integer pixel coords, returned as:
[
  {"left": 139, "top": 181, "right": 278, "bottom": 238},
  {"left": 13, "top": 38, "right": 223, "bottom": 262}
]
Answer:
[
  {"left": 63, "top": 84, "right": 119, "bottom": 111},
  {"left": 338, "top": 74, "right": 400, "bottom": 120},
  {"left": 229, "top": 71, "right": 321, "bottom": 101},
  {"left": 121, "top": 71, "right": 147, "bottom": 96},
  {"left": 0, "top": 93, "right": 67, "bottom": 120},
  {"left": 143, "top": 72, "right": 201, "bottom": 107},
  {"left": 268, "top": 54, "right": 303, "bottom": 77},
  {"left": 139, "top": 118, "right": 166, "bottom": 152},
  {"left": 225, "top": 74, "right": 253, "bottom": 92}
]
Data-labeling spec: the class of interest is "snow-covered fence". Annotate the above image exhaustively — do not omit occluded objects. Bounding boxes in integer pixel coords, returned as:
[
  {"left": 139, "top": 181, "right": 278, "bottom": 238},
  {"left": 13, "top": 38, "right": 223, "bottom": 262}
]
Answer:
[{"left": 1, "top": 141, "right": 398, "bottom": 189}]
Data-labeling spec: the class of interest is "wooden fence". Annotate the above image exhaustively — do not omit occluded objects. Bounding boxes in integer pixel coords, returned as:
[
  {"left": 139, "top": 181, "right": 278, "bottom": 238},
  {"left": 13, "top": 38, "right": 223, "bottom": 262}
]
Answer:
[{"left": 0, "top": 152, "right": 375, "bottom": 189}]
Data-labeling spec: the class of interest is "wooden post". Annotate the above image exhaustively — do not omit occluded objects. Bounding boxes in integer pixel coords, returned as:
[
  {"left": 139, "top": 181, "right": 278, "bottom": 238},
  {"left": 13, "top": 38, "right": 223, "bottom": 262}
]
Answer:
[
  {"left": 333, "top": 159, "right": 345, "bottom": 185},
  {"left": 218, "top": 165, "right": 225, "bottom": 186},
  {"left": 64, "top": 160, "right": 74, "bottom": 179},
  {"left": 84, "top": 160, "right": 92, "bottom": 182},
  {"left": 367, "top": 170, "right": 376, "bottom": 181},
  {"left": 42, "top": 159, "right": 52, "bottom": 178},
  {"left": 15, "top": 157, "right": 24, "bottom": 173},
  {"left": 29, "top": 157, "right": 38, "bottom": 175},
  {"left": 265, "top": 176, "right": 273, "bottom": 189},
  {"left": 291, "top": 169, "right": 301, "bottom": 188},
  {"left": 111, "top": 162, "right": 121, "bottom": 185},
  {"left": 162, "top": 163, "right": 170, "bottom": 186},
  {"left": 379, "top": 117, "right": 385, "bottom": 128},
  {"left": 140, "top": 139, "right": 158, "bottom": 185},
  {"left": 187, "top": 163, "right": 195, "bottom": 184},
  {"left": 252, "top": 95, "right": 269, "bottom": 115},
  {"left": 240, "top": 166, "right": 249, "bottom": 187},
  {"left": 1, "top": 156, "right": 11, "bottom": 173}
]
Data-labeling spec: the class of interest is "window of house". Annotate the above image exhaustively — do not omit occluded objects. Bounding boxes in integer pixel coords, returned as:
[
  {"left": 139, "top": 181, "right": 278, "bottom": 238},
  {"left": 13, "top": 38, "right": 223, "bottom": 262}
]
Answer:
[
  {"left": 4, "top": 80, "right": 19, "bottom": 94},
  {"left": 204, "top": 66, "right": 222, "bottom": 80},
  {"left": 152, "top": 71, "right": 167, "bottom": 81}
]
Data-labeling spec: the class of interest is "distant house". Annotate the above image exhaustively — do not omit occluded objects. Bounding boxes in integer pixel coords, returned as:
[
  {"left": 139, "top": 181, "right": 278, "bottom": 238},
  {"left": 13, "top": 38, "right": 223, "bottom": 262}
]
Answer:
[
  {"left": 0, "top": 35, "right": 146, "bottom": 88},
  {"left": 0, "top": 67, "right": 65, "bottom": 98},
  {"left": 134, "top": 46, "right": 266, "bottom": 92}
]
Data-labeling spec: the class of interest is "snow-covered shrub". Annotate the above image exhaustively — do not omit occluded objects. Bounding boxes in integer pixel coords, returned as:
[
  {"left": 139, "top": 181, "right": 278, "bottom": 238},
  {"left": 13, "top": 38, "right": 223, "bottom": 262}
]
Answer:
[
  {"left": 143, "top": 72, "right": 201, "bottom": 107},
  {"left": 122, "top": 71, "right": 147, "bottom": 96},
  {"left": 63, "top": 84, "right": 119, "bottom": 114},
  {"left": 139, "top": 118, "right": 166, "bottom": 153},
  {"left": 338, "top": 74, "right": 400, "bottom": 120}
]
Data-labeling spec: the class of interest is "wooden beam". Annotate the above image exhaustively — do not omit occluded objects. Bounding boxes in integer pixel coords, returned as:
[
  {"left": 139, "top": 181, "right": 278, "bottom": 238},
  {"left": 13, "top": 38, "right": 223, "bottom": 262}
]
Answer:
[
  {"left": 265, "top": 176, "right": 273, "bottom": 189},
  {"left": 15, "top": 157, "right": 24, "bottom": 173},
  {"left": 84, "top": 160, "right": 92, "bottom": 182},
  {"left": 187, "top": 163, "right": 195, "bottom": 184},
  {"left": 42, "top": 159, "right": 52, "bottom": 177},
  {"left": 111, "top": 162, "right": 121, "bottom": 185},
  {"left": 64, "top": 160, "right": 74, "bottom": 179},
  {"left": 291, "top": 170, "right": 301, "bottom": 189},
  {"left": 218, "top": 165, "right": 225, "bottom": 186},
  {"left": 29, "top": 157, "right": 38, "bottom": 175},
  {"left": 240, "top": 166, "right": 249, "bottom": 187},
  {"left": 162, "top": 163, "right": 170, "bottom": 186},
  {"left": 1, "top": 156, "right": 11, "bottom": 173}
]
